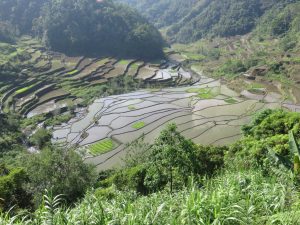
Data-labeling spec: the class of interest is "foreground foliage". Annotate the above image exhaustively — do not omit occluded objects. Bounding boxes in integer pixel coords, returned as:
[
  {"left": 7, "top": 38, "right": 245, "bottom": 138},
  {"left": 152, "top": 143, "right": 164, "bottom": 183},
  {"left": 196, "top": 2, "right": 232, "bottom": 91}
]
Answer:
[
  {"left": 24, "top": 148, "right": 97, "bottom": 207},
  {"left": 1, "top": 108, "right": 300, "bottom": 224},
  {"left": 1, "top": 168, "right": 300, "bottom": 224}
]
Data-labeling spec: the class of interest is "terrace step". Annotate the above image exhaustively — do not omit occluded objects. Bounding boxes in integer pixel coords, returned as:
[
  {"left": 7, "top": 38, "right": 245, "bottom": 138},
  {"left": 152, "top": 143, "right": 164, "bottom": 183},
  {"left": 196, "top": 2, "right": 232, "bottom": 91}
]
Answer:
[
  {"left": 24, "top": 91, "right": 71, "bottom": 117},
  {"left": 18, "top": 84, "right": 56, "bottom": 114}
]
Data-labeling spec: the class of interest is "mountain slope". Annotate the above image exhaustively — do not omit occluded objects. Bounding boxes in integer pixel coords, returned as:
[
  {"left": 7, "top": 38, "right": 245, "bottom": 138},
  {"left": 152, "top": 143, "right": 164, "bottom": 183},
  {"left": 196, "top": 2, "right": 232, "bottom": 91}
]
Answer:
[
  {"left": 120, "top": 0, "right": 299, "bottom": 43},
  {"left": 117, "top": 0, "right": 198, "bottom": 28},
  {"left": 0, "top": 0, "right": 164, "bottom": 59}
]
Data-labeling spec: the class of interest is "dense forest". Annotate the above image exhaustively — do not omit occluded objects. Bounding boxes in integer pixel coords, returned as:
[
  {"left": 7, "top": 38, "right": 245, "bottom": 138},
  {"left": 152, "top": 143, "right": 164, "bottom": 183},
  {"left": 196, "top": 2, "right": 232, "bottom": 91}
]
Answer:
[
  {"left": 0, "top": 0, "right": 164, "bottom": 58},
  {"left": 120, "top": 0, "right": 299, "bottom": 43}
]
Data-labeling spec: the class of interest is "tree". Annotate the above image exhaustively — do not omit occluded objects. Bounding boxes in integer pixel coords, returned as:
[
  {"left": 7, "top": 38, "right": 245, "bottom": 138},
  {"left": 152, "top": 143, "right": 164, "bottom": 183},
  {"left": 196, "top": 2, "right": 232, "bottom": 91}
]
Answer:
[
  {"left": 0, "top": 21, "right": 16, "bottom": 43},
  {"left": 0, "top": 0, "right": 47, "bottom": 34},
  {"left": 144, "top": 123, "right": 197, "bottom": 192},
  {"left": 100, "top": 124, "right": 226, "bottom": 194},
  {"left": 193, "top": 145, "right": 226, "bottom": 177},
  {"left": 0, "top": 114, "right": 24, "bottom": 157},
  {"left": 0, "top": 164, "right": 32, "bottom": 212},
  {"left": 24, "top": 147, "right": 97, "bottom": 206},
  {"left": 0, "top": 0, "right": 164, "bottom": 59},
  {"left": 29, "top": 128, "right": 52, "bottom": 149},
  {"left": 35, "top": 0, "right": 164, "bottom": 59}
]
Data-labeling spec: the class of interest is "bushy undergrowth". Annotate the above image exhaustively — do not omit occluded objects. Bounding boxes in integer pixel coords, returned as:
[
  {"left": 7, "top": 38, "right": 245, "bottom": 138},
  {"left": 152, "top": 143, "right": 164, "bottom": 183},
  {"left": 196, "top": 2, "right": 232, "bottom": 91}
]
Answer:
[
  {"left": 1, "top": 109, "right": 300, "bottom": 224},
  {"left": 1, "top": 168, "right": 300, "bottom": 224}
]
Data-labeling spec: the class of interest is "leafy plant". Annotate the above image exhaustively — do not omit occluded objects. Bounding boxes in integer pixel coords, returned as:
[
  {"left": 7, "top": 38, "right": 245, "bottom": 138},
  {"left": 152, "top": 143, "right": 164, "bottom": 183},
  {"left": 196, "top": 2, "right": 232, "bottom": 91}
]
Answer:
[
  {"left": 289, "top": 131, "right": 300, "bottom": 176},
  {"left": 267, "top": 131, "right": 300, "bottom": 180},
  {"left": 39, "top": 190, "right": 64, "bottom": 225},
  {"left": 24, "top": 148, "right": 96, "bottom": 206}
]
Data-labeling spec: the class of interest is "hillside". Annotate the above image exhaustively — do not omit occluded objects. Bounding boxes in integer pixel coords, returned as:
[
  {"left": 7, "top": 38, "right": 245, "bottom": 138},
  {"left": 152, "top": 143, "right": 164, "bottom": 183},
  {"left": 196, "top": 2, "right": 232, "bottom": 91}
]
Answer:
[
  {"left": 1, "top": 0, "right": 300, "bottom": 224},
  {"left": 171, "top": 1, "right": 300, "bottom": 104},
  {"left": 118, "top": 0, "right": 198, "bottom": 28},
  {"left": 120, "top": 0, "right": 299, "bottom": 43},
  {"left": 0, "top": 0, "right": 164, "bottom": 59}
]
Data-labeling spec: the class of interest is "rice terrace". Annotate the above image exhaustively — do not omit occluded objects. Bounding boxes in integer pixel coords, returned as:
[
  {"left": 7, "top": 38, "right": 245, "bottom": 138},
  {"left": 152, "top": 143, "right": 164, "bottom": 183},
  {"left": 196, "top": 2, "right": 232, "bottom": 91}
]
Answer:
[
  {"left": 2, "top": 0, "right": 300, "bottom": 223},
  {"left": 1, "top": 37, "right": 299, "bottom": 171},
  {"left": 53, "top": 71, "right": 300, "bottom": 170}
]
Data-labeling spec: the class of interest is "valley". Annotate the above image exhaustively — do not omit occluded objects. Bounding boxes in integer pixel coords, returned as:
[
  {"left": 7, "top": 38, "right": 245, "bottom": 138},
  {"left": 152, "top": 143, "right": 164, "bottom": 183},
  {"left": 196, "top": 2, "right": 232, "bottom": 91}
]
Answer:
[
  {"left": 53, "top": 63, "right": 297, "bottom": 171},
  {"left": 1, "top": 0, "right": 300, "bottom": 223},
  {"left": 1, "top": 35, "right": 300, "bottom": 172}
]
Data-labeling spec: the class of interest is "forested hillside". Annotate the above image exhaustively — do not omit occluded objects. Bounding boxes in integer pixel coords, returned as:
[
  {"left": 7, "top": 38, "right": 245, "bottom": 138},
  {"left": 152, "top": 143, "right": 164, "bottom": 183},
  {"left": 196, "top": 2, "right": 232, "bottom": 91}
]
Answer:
[
  {"left": 120, "top": 0, "right": 299, "bottom": 43},
  {"left": 0, "top": 0, "right": 164, "bottom": 58},
  {"left": 118, "top": 0, "right": 198, "bottom": 28}
]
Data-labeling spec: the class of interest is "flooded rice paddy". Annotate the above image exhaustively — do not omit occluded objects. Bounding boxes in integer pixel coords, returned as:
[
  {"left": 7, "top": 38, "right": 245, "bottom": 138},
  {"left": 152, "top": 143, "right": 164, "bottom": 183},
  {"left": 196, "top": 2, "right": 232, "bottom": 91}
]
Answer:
[{"left": 52, "top": 71, "right": 296, "bottom": 171}]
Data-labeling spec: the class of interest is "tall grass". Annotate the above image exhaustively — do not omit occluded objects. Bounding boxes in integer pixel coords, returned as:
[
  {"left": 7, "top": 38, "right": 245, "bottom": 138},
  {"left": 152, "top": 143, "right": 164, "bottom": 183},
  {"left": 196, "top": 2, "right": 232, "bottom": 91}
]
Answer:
[{"left": 1, "top": 168, "right": 300, "bottom": 224}]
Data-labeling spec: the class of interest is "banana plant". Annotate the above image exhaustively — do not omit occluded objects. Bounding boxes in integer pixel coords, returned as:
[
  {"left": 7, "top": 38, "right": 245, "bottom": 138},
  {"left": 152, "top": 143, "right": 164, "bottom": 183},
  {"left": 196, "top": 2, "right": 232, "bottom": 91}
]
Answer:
[
  {"left": 289, "top": 131, "right": 300, "bottom": 175},
  {"left": 267, "top": 131, "right": 300, "bottom": 180}
]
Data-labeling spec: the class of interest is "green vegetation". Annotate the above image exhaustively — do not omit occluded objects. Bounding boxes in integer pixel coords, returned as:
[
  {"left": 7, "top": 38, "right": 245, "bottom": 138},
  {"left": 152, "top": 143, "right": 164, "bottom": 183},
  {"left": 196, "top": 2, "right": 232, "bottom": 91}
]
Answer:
[
  {"left": 66, "top": 69, "right": 78, "bottom": 75},
  {"left": 29, "top": 128, "right": 52, "bottom": 149},
  {"left": 130, "top": 62, "right": 140, "bottom": 69},
  {"left": 0, "top": 165, "right": 31, "bottom": 212},
  {"left": 233, "top": 109, "right": 300, "bottom": 165},
  {"left": 0, "top": 21, "right": 16, "bottom": 43},
  {"left": 119, "top": 0, "right": 198, "bottom": 29},
  {"left": 169, "top": 2, "right": 300, "bottom": 98},
  {"left": 214, "top": 59, "right": 247, "bottom": 78},
  {"left": 0, "top": 0, "right": 46, "bottom": 34},
  {"left": 89, "top": 139, "right": 115, "bottom": 156},
  {"left": 2, "top": 110, "right": 300, "bottom": 223},
  {"left": 0, "top": 114, "right": 23, "bottom": 160},
  {"left": 15, "top": 84, "right": 35, "bottom": 94},
  {"left": 182, "top": 52, "right": 206, "bottom": 61},
  {"left": 248, "top": 83, "right": 264, "bottom": 89},
  {"left": 128, "top": 105, "right": 136, "bottom": 110},
  {"left": 122, "top": 0, "right": 296, "bottom": 43},
  {"left": 0, "top": 0, "right": 164, "bottom": 59},
  {"left": 61, "top": 75, "right": 143, "bottom": 105},
  {"left": 1, "top": 0, "right": 300, "bottom": 223},
  {"left": 224, "top": 97, "right": 238, "bottom": 104},
  {"left": 186, "top": 87, "right": 218, "bottom": 99},
  {"left": 0, "top": 113, "right": 96, "bottom": 211},
  {"left": 0, "top": 42, "right": 30, "bottom": 83},
  {"left": 132, "top": 121, "right": 145, "bottom": 129},
  {"left": 119, "top": 59, "right": 130, "bottom": 65},
  {"left": 24, "top": 147, "right": 96, "bottom": 206},
  {"left": 36, "top": 0, "right": 163, "bottom": 59},
  {"left": 21, "top": 112, "right": 73, "bottom": 129},
  {"left": 255, "top": 2, "right": 300, "bottom": 39}
]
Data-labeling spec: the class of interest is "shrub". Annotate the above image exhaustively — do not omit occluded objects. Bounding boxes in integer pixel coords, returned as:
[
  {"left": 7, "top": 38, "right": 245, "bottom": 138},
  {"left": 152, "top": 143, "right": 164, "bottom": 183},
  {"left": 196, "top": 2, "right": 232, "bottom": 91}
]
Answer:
[
  {"left": 29, "top": 128, "right": 51, "bottom": 149},
  {"left": 229, "top": 109, "right": 300, "bottom": 167},
  {"left": 215, "top": 59, "right": 247, "bottom": 77},
  {"left": 0, "top": 164, "right": 32, "bottom": 212},
  {"left": 194, "top": 145, "right": 226, "bottom": 176},
  {"left": 112, "top": 165, "right": 147, "bottom": 194},
  {"left": 242, "top": 109, "right": 300, "bottom": 139},
  {"left": 24, "top": 147, "right": 97, "bottom": 206}
]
